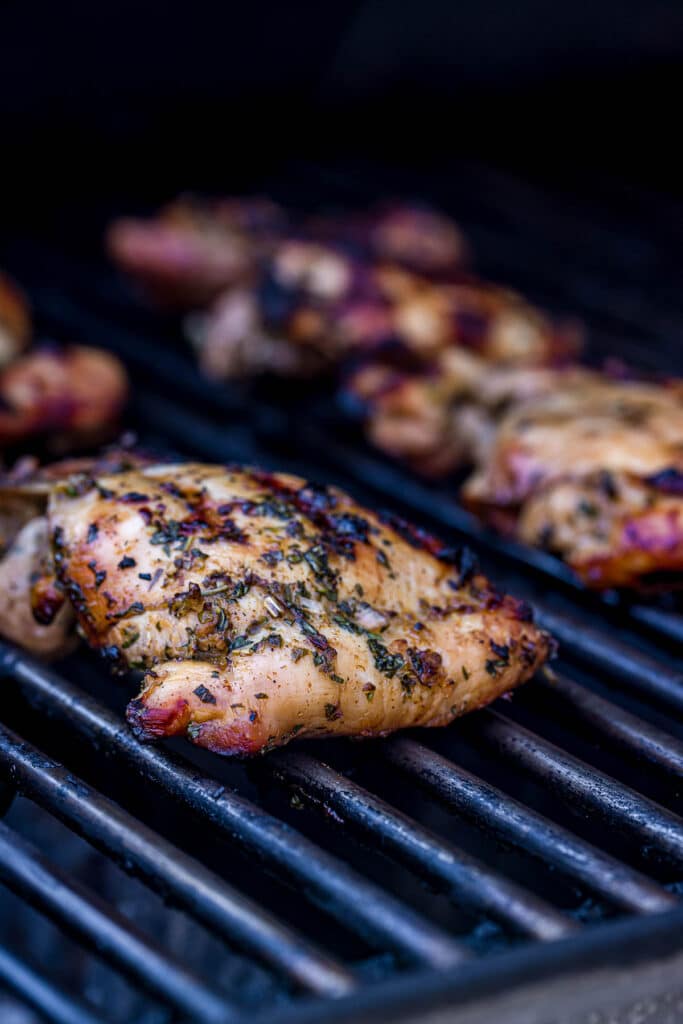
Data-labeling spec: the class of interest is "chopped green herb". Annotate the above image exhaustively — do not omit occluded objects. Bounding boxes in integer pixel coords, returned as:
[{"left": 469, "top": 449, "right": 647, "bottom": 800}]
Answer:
[
  {"left": 367, "top": 637, "right": 404, "bottom": 678},
  {"left": 229, "top": 635, "right": 249, "bottom": 651}
]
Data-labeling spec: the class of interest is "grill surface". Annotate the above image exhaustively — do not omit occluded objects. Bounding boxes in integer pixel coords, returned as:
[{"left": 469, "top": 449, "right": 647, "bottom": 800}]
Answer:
[{"left": 0, "top": 159, "right": 682, "bottom": 1024}]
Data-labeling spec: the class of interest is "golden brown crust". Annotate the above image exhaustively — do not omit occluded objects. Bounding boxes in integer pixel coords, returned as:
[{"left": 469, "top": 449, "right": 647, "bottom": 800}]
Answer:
[{"left": 45, "top": 462, "right": 551, "bottom": 755}]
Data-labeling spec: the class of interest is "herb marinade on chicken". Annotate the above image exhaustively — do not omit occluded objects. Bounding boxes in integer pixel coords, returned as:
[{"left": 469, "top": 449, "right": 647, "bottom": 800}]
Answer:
[
  {"left": 37, "top": 463, "right": 551, "bottom": 756},
  {"left": 463, "top": 374, "right": 683, "bottom": 588}
]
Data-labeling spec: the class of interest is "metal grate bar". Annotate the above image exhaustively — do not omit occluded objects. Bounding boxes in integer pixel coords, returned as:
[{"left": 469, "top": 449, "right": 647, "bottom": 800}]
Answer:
[
  {"left": 0, "top": 944, "right": 102, "bottom": 1024},
  {"left": 0, "top": 644, "right": 468, "bottom": 969},
  {"left": 266, "top": 751, "right": 577, "bottom": 940},
  {"left": 381, "top": 737, "right": 677, "bottom": 915},
  {"left": 627, "top": 603, "right": 683, "bottom": 646},
  {"left": 534, "top": 610, "right": 683, "bottom": 718},
  {"left": 470, "top": 711, "right": 683, "bottom": 868},
  {"left": 0, "top": 822, "right": 232, "bottom": 1023},
  {"left": 527, "top": 672, "right": 683, "bottom": 780},
  {"left": 0, "top": 723, "right": 354, "bottom": 997}
]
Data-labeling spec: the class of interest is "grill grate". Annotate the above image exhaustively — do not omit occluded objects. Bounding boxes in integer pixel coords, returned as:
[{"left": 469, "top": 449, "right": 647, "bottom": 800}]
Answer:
[{"left": 0, "top": 161, "right": 682, "bottom": 1023}]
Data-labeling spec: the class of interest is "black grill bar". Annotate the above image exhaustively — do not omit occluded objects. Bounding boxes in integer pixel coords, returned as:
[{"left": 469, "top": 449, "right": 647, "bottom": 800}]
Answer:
[
  {"left": 534, "top": 610, "right": 683, "bottom": 719},
  {"left": 471, "top": 711, "right": 683, "bottom": 868},
  {"left": 0, "top": 724, "right": 355, "bottom": 997},
  {"left": 381, "top": 737, "right": 677, "bottom": 915},
  {"left": 0, "top": 644, "right": 469, "bottom": 970},
  {"left": 626, "top": 604, "right": 683, "bottom": 646},
  {"left": 0, "top": 945, "right": 101, "bottom": 1024},
  {"left": 266, "top": 751, "right": 577, "bottom": 941},
  {"left": 527, "top": 672, "right": 683, "bottom": 781},
  {"left": 0, "top": 822, "right": 232, "bottom": 1023}
]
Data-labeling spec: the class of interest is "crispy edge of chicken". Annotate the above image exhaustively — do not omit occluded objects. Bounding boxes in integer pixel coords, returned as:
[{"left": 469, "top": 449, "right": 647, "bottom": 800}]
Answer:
[
  {"left": 43, "top": 462, "right": 552, "bottom": 756},
  {"left": 462, "top": 375, "right": 683, "bottom": 589}
]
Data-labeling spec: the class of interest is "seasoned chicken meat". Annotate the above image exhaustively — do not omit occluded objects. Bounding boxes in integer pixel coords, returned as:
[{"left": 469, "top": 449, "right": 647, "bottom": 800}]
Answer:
[
  {"left": 346, "top": 350, "right": 582, "bottom": 477},
  {"left": 462, "top": 373, "right": 683, "bottom": 589},
  {"left": 107, "top": 197, "right": 286, "bottom": 307},
  {"left": 0, "top": 516, "right": 76, "bottom": 658},
  {"left": 195, "top": 238, "right": 578, "bottom": 383},
  {"left": 108, "top": 196, "right": 467, "bottom": 310},
  {"left": 0, "top": 344, "right": 128, "bottom": 450},
  {"left": 40, "top": 463, "right": 551, "bottom": 755},
  {"left": 0, "top": 449, "right": 154, "bottom": 658}
]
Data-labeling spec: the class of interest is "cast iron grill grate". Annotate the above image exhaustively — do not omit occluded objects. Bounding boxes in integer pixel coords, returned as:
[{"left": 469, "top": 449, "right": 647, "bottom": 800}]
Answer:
[{"left": 0, "top": 161, "right": 682, "bottom": 1024}]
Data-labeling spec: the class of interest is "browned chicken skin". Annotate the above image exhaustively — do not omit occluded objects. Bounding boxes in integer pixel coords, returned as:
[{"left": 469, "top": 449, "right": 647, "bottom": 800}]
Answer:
[
  {"left": 462, "top": 373, "right": 683, "bottom": 589},
  {"left": 40, "top": 463, "right": 551, "bottom": 756}
]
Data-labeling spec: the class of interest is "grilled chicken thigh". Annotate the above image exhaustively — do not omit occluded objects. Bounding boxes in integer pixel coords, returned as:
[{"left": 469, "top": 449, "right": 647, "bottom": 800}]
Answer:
[
  {"left": 347, "top": 349, "right": 582, "bottom": 477},
  {"left": 195, "top": 239, "right": 579, "bottom": 383},
  {"left": 0, "top": 344, "right": 128, "bottom": 450},
  {"left": 108, "top": 196, "right": 467, "bottom": 311},
  {"left": 107, "top": 197, "right": 286, "bottom": 307},
  {"left": 41, "top": 463, "right": 551, "bottom": 755},
  {"left": 463, "top": 374, "right": 683, "bottom": 588},
  {"left": 0, "top": 450, "right": 152, "bottom": 658},
  {"left": 0, "top": 516, "right": 76, "bottom": 658}
]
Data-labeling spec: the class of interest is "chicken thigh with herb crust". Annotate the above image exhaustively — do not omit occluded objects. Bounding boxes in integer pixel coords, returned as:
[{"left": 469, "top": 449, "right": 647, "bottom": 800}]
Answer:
[
  {"left": 42, "top": 463, "right": 551, "bottom": 755},
  {"left": 463, "top": 374, "right": 683, "bottom": 588}
]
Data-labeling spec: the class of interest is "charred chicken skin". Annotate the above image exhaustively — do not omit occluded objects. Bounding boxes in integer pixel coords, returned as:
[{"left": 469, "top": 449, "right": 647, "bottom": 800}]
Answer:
[
  {"left": 38, "top": 463, "right": 551, "bottom": 756},
  {"left": 462, "top": 373, "right": 683, "bottom": 589}
]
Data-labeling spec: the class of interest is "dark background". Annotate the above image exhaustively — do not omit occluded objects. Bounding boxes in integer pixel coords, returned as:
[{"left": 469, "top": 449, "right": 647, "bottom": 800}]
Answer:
[{"left": 2, "top": 0, "right": 683, "bottom": 225}]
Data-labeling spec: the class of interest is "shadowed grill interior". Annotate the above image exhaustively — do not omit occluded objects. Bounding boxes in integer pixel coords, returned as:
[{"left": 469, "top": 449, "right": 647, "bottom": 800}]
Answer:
[{"left": 0, "top": 160, "right": 682, "bottom": 1024}]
